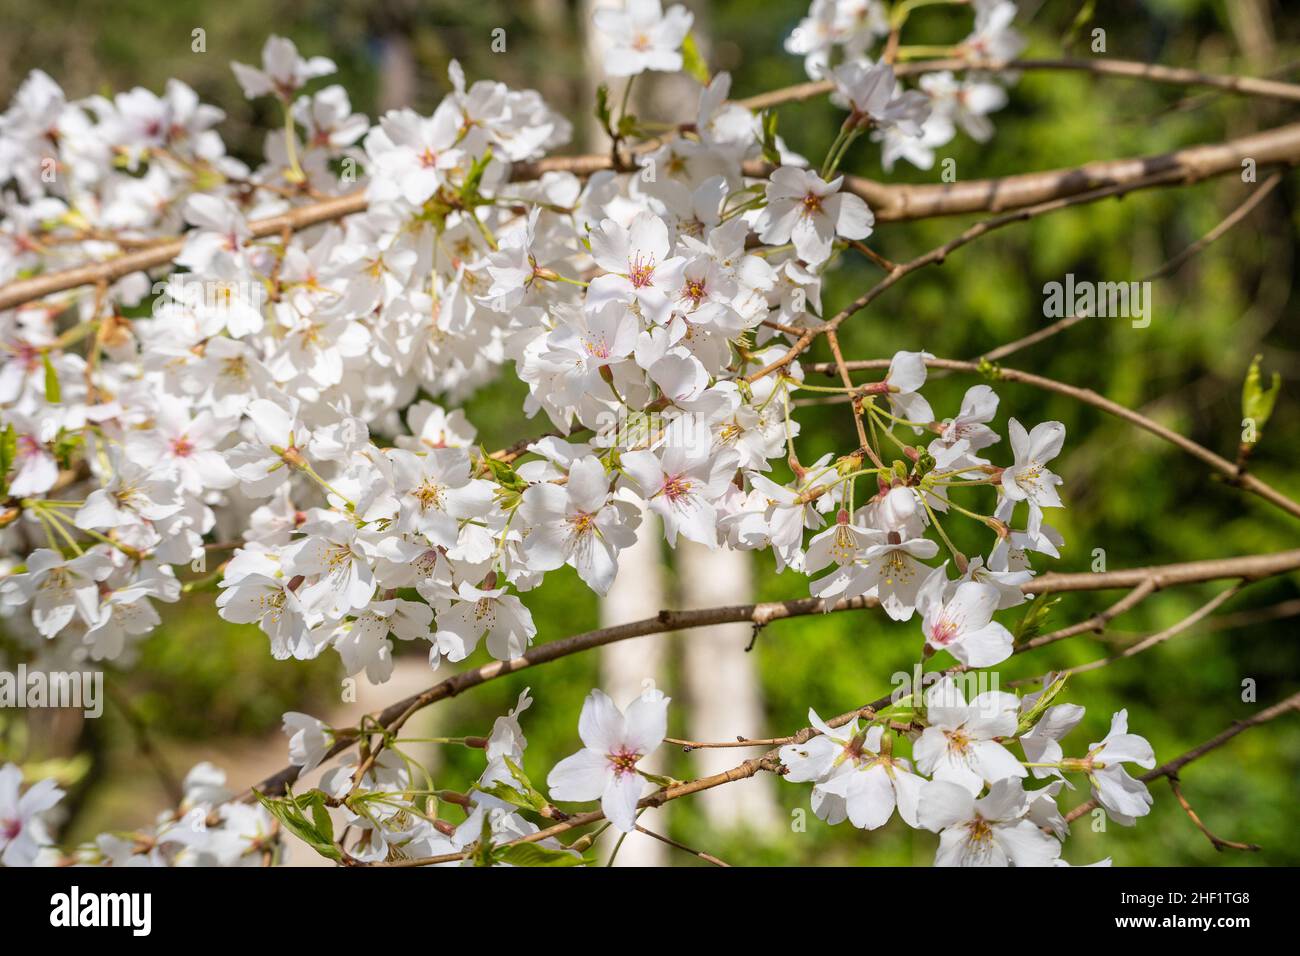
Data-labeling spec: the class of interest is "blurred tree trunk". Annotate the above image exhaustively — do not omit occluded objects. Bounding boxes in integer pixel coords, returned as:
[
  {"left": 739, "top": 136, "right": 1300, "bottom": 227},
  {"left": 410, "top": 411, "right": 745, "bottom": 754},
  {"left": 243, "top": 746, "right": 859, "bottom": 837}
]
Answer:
[
  {"left": 586, "top": 0, "right": 669, "bottom": 865},
  {"left": 597, "top": 508, "right": 669, "bottom": 865},
  {"left": 678, "top": 541, "right": 781, "bottom": 832},
  {"left": 377, "top": 34, "right": 417, "bottom": 113}
]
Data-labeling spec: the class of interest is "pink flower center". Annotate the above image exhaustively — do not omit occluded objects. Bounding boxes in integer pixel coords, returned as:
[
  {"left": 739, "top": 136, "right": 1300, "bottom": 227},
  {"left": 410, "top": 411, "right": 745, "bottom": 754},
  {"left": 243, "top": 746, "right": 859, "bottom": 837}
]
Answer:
[
  {"left": 607, "top": 748, "right": 642, "bottom": 776},
  {"left": 930, "top": 617, "right": 959, "bottom": 646},
  {"left": 628, "top": 253, "right": 656, "bottom": 288},
  {"left": 661, "top": 473, "right": 693, "bottom": 502}
]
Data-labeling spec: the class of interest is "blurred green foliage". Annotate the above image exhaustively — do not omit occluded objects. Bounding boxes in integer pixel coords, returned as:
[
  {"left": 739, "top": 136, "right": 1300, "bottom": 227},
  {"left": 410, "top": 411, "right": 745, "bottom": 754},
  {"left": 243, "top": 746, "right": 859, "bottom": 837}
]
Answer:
[{"left": 1, "top": 0, "right": 1297, "bottom": 865}]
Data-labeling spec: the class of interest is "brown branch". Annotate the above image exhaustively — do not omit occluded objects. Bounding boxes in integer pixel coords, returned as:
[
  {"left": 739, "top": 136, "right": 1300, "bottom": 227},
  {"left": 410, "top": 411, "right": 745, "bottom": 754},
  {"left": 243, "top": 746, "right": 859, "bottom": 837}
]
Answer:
[
  {"left": 240, "top": 594, "right": 876, "bottom": 801},
  {"left": 811, "top": 356, "right": 1300, "bottom": 521},
  {"left": 633, "top": 825, "right": 731, "bottom": 867},
  {"left": 834, "top": 121, "right": 1300, "bottom": 223},
  {"left": 1009, "top": 583, "right": 1243, "bottom": 686},
  {"left": 244, "top": 548, "right": 1300, "bottom": 806},
  {"left": 979, "top": 171, "right": 1286, "bottom": 363},
  {"left": 1204, "top": 597, "right": 1300, "bottom": 631},
  {"left": 746, "top": 167, "right": 1201, "bottom": 383},
  {"left": 736, "top": 56, "right": 1300, "bottom": 113},
  {"left": 663, "top": 734, "right": 789, "bottom": 750},
  {"left": 824, "top": 328, "right": 879, "bottom": 467},
  {"left": 7, "top": 116, "right": 1299, "bottom": 312},
  {"left": 1167, "top": 776, "right": 1260, "bottom": 852}
]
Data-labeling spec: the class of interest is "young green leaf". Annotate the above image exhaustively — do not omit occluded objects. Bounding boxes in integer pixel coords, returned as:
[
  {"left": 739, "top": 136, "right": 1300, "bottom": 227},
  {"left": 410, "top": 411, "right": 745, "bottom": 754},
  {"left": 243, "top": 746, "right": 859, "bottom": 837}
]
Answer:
[
  {"left": 42, "top": 352, "right": 61, "bottom": 404},
  {"left": 681, "top": 34, "right": 710, "bottom": 85},
  {"left": 496, "top": 842, "right": 587, "bottom": 867},
  {"left": 1241, "top": 353, "right": 1281, "bottom": 441}
]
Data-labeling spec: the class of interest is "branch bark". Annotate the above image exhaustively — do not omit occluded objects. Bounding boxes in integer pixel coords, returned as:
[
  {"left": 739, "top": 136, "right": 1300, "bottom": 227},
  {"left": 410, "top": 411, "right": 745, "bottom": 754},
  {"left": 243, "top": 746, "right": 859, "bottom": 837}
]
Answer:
[
  {"left": 5, "top": 118, "right": 1297, "bottom": 311},
  {"left": 810, "top": 357, "right": 1300, "bottom": 521},
  {"left": 387, "top": 675, "right": 1300, "bottom": 867},
  {"left": 243, "top": 548, "right": 1300, "bottom": 803},
  {"left": 737, "top": 56, "right": 1300, "bottom": 112}
]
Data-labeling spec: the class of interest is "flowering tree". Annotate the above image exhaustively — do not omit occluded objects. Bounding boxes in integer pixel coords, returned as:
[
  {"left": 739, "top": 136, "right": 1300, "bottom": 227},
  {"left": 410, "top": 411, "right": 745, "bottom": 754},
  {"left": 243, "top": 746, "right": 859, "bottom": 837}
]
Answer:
[{"left": 1, "top": 0, "right": 1298, "bottom": 868}]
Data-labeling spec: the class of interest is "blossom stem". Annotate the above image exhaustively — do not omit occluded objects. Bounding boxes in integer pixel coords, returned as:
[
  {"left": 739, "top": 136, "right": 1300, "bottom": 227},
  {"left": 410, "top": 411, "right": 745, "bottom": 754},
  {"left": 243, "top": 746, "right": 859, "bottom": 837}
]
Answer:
[
  {"left": 282, "top": 102, "right": 306, "bottom": 185},
  {"left": 921, "top": 495, "right": 966, "bottom": 570},
  {"left": 894, "top": 44, "right": 963, "bottom": 60}
]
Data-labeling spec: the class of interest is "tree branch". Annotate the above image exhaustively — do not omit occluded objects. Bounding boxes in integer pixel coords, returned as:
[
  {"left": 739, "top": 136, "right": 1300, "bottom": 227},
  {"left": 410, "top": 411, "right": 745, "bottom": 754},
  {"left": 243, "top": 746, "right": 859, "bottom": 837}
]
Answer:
[
  {"left": 5, "top": 119, "right": 1297, "bottom": 312},
  {"left": 737, "top": 57, "right": 1300, "bottom": 112},
  {"left": 978, "top": 171, "right": 1285, "bottom": 363},
  {"left": 242, "top": 548, "right": 1300, "bottom": 803},
  {"left": 387, "top": 677, "right": 1300, "bottom": 867},
  {"left": 810, "top": 357, "right": 1300, "bottom": 521}
]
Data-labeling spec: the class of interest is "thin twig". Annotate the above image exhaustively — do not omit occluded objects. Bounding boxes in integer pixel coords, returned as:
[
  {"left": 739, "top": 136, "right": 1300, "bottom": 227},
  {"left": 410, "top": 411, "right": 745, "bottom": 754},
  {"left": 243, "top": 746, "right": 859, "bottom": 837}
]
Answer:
[
  {"left": 1167, "top": 776, "right": 1260, "bottom": 852},
  {"left": 242, "top": 548, "right": 1300, "bottom": 803},
  {"left": 634, "top": 825, "right": 731, "bottom": 867},
  {"left": 1009, "top": 583, "right": 1242, "bottom": 686},
  {"left": 979, "top": 171, "right": 1285, "bottom": 363},
  {"left": 811, "top": 356, "right": 1300, "bottom": 521}
]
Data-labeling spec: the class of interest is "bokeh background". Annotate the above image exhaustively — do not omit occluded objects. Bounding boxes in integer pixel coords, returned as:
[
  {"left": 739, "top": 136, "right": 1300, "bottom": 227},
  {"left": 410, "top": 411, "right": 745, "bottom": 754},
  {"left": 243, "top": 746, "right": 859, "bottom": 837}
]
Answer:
[{"left": 1, "top": 0, "right": 1297, "bottom": 866}]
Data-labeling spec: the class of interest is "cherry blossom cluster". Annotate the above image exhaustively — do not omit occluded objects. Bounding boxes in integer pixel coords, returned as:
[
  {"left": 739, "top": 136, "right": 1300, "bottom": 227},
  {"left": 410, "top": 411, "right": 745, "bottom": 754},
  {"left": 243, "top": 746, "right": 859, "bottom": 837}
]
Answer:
[
  {"left": 1, "top": 758, "right": 287, "bottom": 867},
  {"left": 0, "top": 1, "right": 1156, "bottom": 867},
  {"left": 2, "top": 691, "right": 574, "bottom": 867},
  {"left": 0, "top": 2, "right": 1042, "bottom": 679},
  {"left": 788, "top": 0, "right": 1022, "bottom": 170},
  {"left": 0, "top": 670, "right": 1155, "bottom": 867},
  {"left": 779, "top": 673, "right": 1155, "bottom": 866}
]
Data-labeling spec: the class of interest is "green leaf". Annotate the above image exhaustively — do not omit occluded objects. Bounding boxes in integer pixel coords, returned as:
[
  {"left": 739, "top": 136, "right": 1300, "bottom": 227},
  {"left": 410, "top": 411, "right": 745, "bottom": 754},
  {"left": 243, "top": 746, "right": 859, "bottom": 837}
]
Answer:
[
  {"left": 760, "top": 110, "right": 781, "bottom": 167},
  {"left": 308, "top": 795, "right": 335, "bottom": 844},
  {"left": 472, "top": 811, "right": 496, "bottom": 867},
  {"left": 42, "top": 352, "right": 61, "bottom": 404},
  {"left": 681, "top": 34, "right": 710, "bottom": 85},
  {"left": 497, "top": 842, "right": 587, "bottom": 867},
  {"left": 595, "top": 84, "right": 613, "bottom": 136},
  {"left": 472, "top": 756, "right": 551, "bottom": 813},
  {"left": 615, "top": 112, "right": 642, "bottom": 139},
  {"left": 504, "top": 757, "right": 549, "bottom": 802},
  {"left": 479, "top": 452, "right": 527, "bottom": 493},
  {"left": 1013, "top": 594, "right": 1061, "bottom": 643},
  {"left": 1063, "top": 0, "right": 1098, "bottom": 47},
  {"left": 0, "top": 424, "right": 15, "bottom": 496},
  {"left": 253, "top": 789, "right": 341, "bottom": 862},
  {"left": 1015, "top": 672, "right": 1070, "bottom": 736},
  {"left": 460, "top": 147, "right": 494, "bottom": 207},
  {"left": 473, "top": 780, "right": 545, "bottom": 812},
  {"left": 1241, "top": 353, "right": 1281, "bottom": 441}
]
